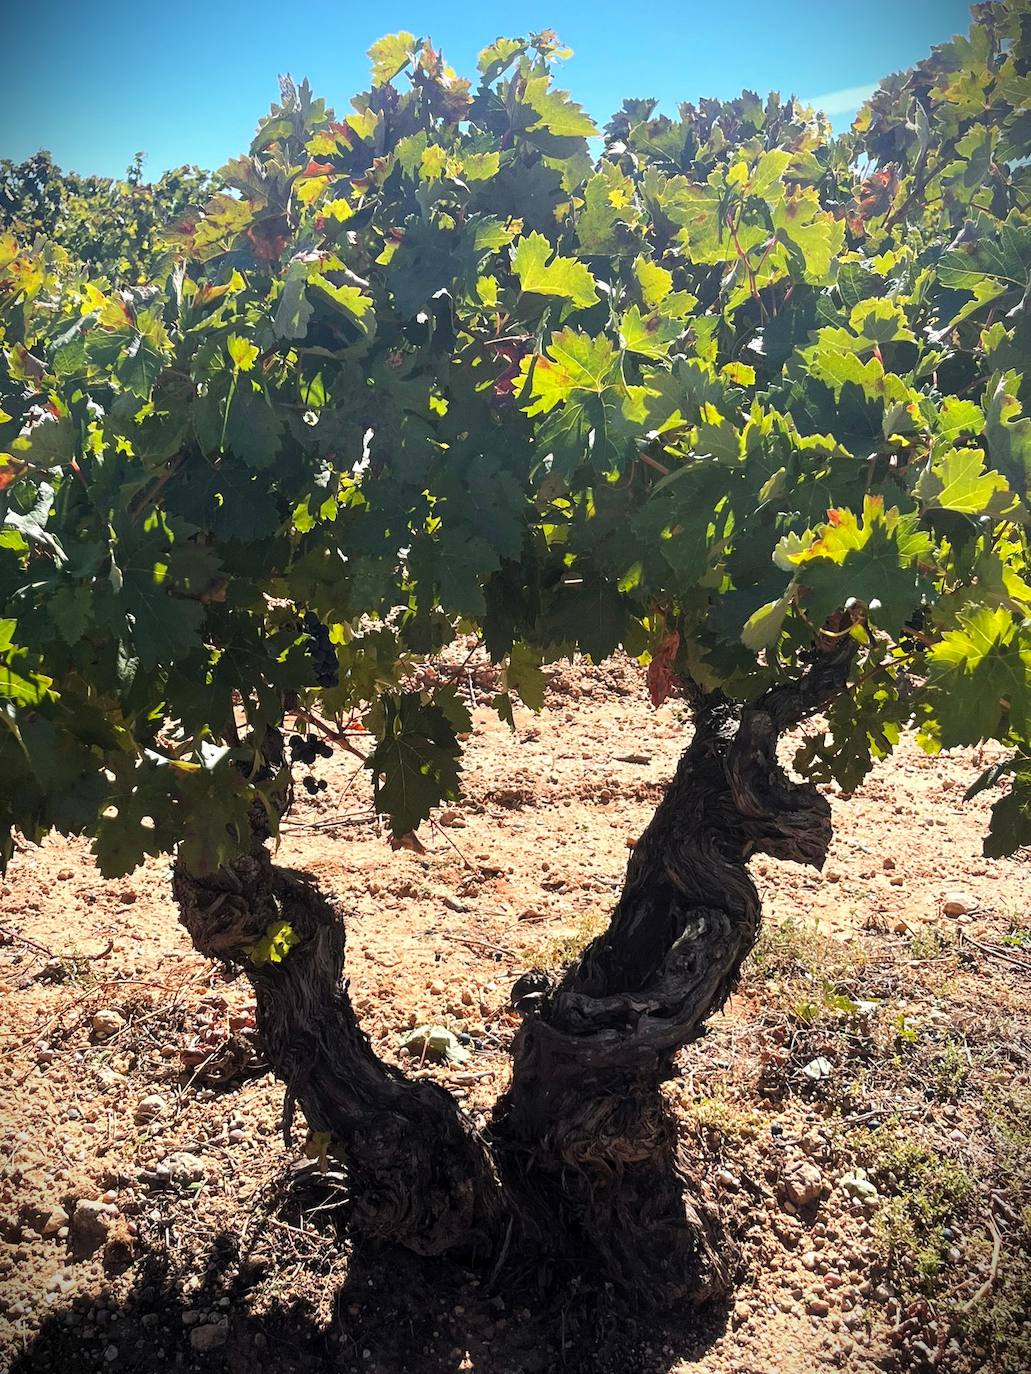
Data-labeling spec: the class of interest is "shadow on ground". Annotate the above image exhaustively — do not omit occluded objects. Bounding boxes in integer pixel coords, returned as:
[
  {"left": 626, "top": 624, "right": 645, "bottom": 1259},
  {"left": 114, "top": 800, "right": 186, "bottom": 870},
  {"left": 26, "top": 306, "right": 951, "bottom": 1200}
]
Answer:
[{"left": 9, "top": 1223, "right": 731, "bottom": 1374}]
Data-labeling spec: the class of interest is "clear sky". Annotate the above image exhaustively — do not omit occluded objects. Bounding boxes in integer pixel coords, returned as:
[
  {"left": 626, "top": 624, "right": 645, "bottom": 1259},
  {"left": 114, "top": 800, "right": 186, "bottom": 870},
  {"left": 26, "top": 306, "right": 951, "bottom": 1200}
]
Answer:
[{"left": 2, "top": 0, "right": 974, "bottom": 180}]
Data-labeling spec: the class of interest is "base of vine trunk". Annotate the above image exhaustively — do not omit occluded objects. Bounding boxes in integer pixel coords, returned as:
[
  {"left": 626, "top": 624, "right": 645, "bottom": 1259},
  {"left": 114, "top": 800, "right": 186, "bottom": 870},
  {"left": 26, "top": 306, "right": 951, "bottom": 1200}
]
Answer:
[{"left": 491, "top": 1059, "right": 736, "bottom": 1306}]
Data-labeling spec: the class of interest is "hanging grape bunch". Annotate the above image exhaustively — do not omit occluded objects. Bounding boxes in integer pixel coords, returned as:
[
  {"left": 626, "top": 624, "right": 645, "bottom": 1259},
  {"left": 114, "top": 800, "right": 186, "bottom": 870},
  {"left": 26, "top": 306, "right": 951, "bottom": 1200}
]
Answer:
[
  {"left": 288, "top": 732, "right": 333, "bottom": 795},
  {"left": 301, "top": 612, "right": 339, "bottom": 689}
]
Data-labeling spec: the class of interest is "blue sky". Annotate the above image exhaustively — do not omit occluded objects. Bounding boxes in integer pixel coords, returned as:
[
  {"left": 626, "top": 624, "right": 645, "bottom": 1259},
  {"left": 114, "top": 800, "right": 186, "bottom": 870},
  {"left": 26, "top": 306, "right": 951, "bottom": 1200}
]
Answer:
[{"left": 2, "top": 0, "right": 974, "bottom": 179}]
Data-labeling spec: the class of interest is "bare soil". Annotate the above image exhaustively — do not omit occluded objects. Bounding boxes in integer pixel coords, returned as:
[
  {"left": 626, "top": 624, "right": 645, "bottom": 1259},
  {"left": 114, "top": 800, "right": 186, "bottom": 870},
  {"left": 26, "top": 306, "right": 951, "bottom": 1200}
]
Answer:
[{"left": 1, "top": 654, "right": 1029, "bottom": 1374}]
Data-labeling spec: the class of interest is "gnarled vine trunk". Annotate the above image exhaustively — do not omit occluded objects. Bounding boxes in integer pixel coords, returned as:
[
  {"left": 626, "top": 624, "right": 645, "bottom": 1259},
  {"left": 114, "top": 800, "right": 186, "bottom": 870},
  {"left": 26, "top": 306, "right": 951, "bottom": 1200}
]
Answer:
[
  {"left": 490, "top": 650, "right": 854, "bottom": 1302},
  {"left": 172, "top": 831, "right": 502, "bottom": 1258}
]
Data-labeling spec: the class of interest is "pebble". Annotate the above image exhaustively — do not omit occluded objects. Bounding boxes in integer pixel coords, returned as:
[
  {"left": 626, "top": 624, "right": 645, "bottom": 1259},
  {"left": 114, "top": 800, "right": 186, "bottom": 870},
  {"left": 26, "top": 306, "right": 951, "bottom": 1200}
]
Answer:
[
  {"left": 942, "top": 891, "right": 977, "bottom": 917},
  {"left": 134, "top": 1094, "right": 167, "bottom": 1125},
  {"left": 155, "top": 1152, "right": 205, "bottom": 1188},
  {"left": 807, "top": 1298, "right": 830, "bottom": 1317},
  {"left": 91, "top": 1010, "right": 125, "bottom": 1039},
  {"left": 190, "top": 1319, "right": 228, "bottom": 1353},
  {"left": 69, "top": 1200, "right": 112, "bottom": 1258},
  {"left": 42, "top": 1205, "right": 70, "bottom": 1237},
  {"left": 782, "top": 1160, "right": 823, "bottom": 1208}
]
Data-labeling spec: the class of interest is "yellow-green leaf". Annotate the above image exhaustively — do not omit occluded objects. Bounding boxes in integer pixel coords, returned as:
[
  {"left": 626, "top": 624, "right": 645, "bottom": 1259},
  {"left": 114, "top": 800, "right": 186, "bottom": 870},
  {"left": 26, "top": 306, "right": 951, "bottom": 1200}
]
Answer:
[
  {"left": 511, "top": 231, "right": 598, "bottom": 309},
  {"left": 227, "top": 334, "right": 259, "bottom": 372},
  {"left": 368, "top": 32, "right": 417, "bottom": 86}
]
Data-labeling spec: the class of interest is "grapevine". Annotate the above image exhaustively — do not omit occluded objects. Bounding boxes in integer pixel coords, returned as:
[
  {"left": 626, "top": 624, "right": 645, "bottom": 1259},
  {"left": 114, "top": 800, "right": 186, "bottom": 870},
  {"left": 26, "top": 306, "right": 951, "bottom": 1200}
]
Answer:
[{"left": 0, "top": 0, "right": 1028, "bottom": 1299}]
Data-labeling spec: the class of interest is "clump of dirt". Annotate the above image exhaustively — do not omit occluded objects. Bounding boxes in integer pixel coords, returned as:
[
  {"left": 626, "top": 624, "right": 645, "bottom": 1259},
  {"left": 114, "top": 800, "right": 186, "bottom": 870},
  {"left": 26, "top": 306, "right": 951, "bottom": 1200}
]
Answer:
[{"left": 1, "top": 653, "right": 1028, "bottom": 1374}]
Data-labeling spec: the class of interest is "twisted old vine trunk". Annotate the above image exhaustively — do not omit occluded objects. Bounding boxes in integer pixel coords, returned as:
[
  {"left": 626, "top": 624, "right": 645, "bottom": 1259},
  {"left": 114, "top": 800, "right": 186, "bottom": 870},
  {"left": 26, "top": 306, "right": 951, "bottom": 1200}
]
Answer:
[
  {"left": 490, "top": 646, "right": 855, "bottom": 1301},
  {"left": 172, "top": 829, "right": 502, "bottom": 1258}
]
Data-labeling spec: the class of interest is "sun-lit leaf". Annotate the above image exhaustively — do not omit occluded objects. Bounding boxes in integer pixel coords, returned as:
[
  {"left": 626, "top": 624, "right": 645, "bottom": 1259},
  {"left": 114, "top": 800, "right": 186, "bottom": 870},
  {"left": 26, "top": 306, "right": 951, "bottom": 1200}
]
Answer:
[{"left": 511, "top": 231, "right": 598, "bottom": 308}]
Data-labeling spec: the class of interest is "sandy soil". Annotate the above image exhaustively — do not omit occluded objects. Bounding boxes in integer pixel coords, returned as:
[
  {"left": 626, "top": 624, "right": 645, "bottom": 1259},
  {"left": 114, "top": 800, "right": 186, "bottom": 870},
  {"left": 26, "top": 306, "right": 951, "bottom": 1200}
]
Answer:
[{"left": 1, "top": 654, "right": 1028, "bottom": 1374}]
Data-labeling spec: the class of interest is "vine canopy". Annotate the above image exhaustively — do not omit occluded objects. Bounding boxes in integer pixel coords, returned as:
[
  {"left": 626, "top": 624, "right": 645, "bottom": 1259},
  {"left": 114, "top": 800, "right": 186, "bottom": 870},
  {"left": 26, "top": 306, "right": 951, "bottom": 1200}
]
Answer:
[{"left": 1, "top": 4, "right": 1029, "bottom": 876}]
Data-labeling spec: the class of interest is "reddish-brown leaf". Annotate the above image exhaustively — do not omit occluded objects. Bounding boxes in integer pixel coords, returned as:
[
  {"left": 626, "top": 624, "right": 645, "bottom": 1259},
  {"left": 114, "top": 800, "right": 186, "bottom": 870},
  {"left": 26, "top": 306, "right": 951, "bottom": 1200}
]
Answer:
[{"left": 647, "top": 630, "right": 680, "bottom": 708}]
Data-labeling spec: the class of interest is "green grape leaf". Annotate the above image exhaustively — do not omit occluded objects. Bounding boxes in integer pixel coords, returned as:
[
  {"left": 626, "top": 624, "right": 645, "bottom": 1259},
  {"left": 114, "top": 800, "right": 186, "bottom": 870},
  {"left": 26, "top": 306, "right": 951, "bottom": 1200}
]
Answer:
[
  {"left": 511, "top": 232, "right": 598, "bottom": 308},
  {"left": 477, "top": 38, "right": 525, "bottom": 81},
  {"left": 522, "top": 77, "right": 597, "bottom": 138},
  {"left": 916, "top": 446, "right": 1013, "bottom": 515},
  {"left": 789, "top": 496, "right": 934, "bottom": 635},
  {"left": 506, "top": 642, "right": 546, "bottom": 711},
  {"left": 365, "top": 692, "right": 463, "bottom": 837},
  {"left": 246, "top": 920, "right": 299, "bottom": 965},
  {"left": 924, "top": 607, "right": 1031, "bottom": 747},
  {"left": 368, "top": 32, "right": 418, "bottom": 86},
  {"left": 982, "top": 762, "right": 1031, "bottom": 859}
]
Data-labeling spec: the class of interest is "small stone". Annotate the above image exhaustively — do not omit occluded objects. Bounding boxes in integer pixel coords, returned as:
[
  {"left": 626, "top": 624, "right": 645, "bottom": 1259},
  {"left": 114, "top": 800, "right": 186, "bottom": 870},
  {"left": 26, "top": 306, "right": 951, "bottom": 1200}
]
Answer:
[
  {"left": 57, "top": 868, "right": 75, "bottom": 881},
  {"left": 807, "top": 1298, "right": 830, "bottom": 1317},
  {"left": 42, "top": 1205, "right": 70, "bottom": 1237},
  {"left": 801, "top": 1056, "right": 834, "bottom": 1082},
  {"left": 840, "top": 1171, "right": 879, "bottom": 1205},
  {"left": 190, "top": 1319, "right": 228, "bottom": 1354},
  {"left": 69, "top": 1200, "right": 112, "bottom": 1258},
  {"left": 942, "top": 891, "right": 977, "bottom": 917},
  {"left": 91, "top": 1010, "right": 125, "bottom": 1039},
  {"left": 156, "top": 1152, "right": 205, "bottom": 1188},
  {"left": 802, "top": 1250, "right": 819, "bottom": 1271},
  {"left": 801, "top": 1128, "right": 827, "bottom": 1158},
  {"left": 824, "top": 870, "right": 841, "bottom": 883},
  {"left": 783, "top": 1160, "right": 824, "bottom": 1208},
  {"left": 429, "top": 979, "right": 446, "bottom": 996},
  {"left": 104, "top": 1345, "right": 118, "bottom": 1363},
  {"left": 882, "top": 857, "right": 895, "bottom": 871},
  {"left": 134, "top": 1094, "right": 166, "bottom": 1125},
  {"left": 460, "top": 988, "right": 475, "bottom": 1006}
]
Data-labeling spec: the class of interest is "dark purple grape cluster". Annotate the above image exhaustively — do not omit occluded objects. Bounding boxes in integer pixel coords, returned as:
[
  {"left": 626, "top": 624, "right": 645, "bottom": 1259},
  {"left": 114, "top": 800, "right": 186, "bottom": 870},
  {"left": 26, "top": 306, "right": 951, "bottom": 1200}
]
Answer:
[
  {"left": 288, "top": 733, "right": 332, "bottom": 796},
  {"left": 288, "top": 732, "right": 333, "bottom": 767},
  {"left": 301, "top": 612, "right": 339, "bottom": 688}
]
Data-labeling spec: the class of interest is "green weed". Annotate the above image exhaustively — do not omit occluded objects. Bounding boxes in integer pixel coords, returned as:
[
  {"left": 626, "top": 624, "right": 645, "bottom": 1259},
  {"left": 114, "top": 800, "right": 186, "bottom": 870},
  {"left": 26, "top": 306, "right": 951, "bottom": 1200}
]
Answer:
[{"left": 529, "top": 910, "right": 607, "bottom": 970}]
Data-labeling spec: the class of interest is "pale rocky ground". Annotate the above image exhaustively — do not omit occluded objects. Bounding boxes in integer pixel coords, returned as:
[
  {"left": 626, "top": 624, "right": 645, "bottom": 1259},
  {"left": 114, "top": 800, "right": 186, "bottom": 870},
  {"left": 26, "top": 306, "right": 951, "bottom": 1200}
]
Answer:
[{"left": 1, "top": 654, "right": 1028, "bottom": 1374}]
